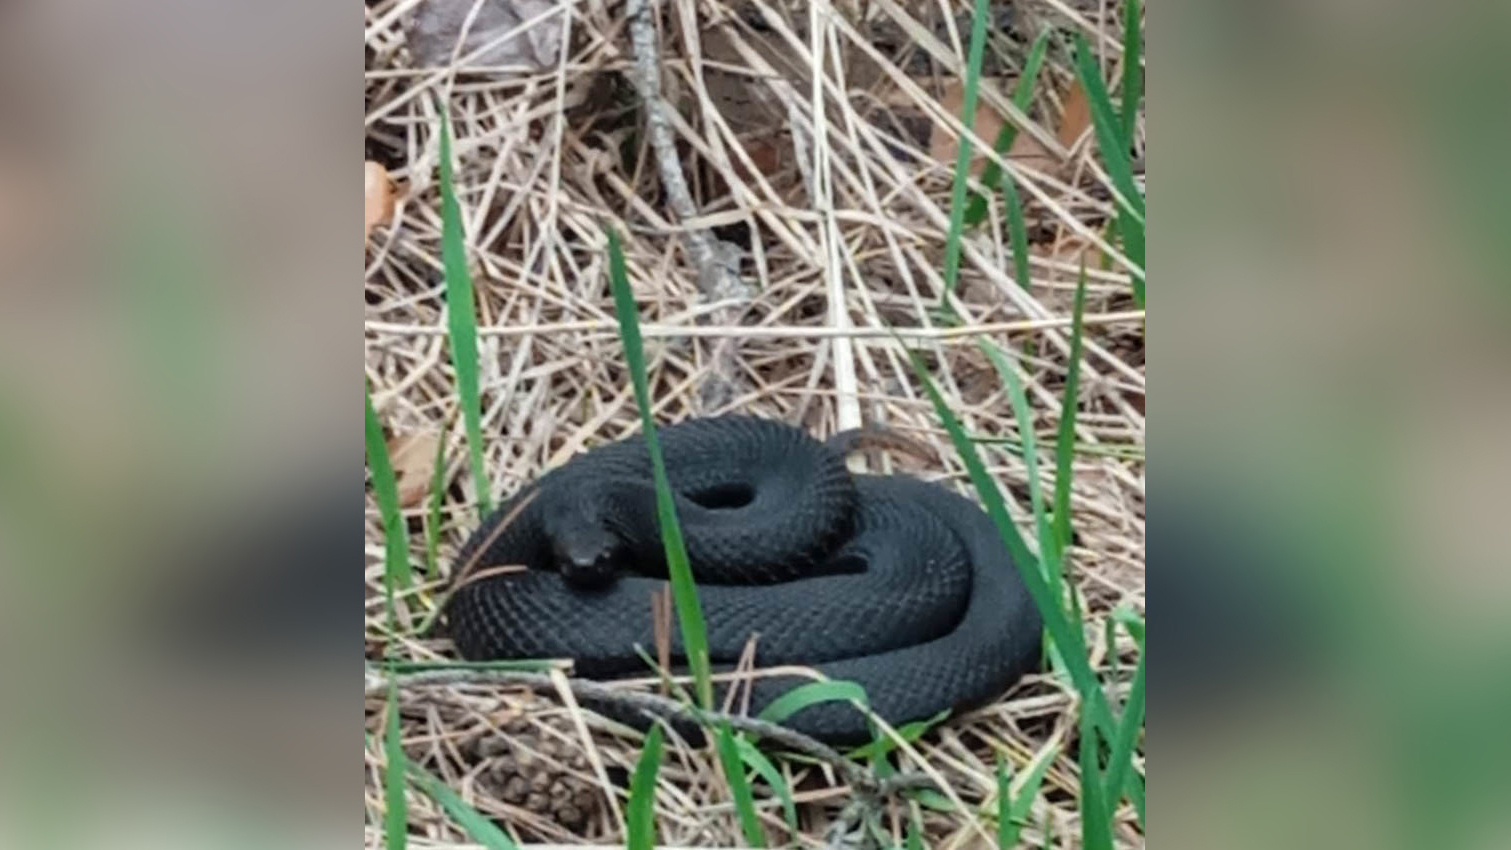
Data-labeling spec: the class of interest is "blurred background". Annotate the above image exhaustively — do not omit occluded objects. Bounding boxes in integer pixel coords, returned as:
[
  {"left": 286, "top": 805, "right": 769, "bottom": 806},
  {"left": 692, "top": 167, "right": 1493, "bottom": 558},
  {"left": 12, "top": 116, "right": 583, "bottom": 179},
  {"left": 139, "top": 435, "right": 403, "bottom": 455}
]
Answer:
[
  {"left": 0, "top": 0, "right": 1506, "bottom": 848},
  {"left": 0, "top": 0, "right": 353, "bottom": 847},
  {"left": 1158, "top": 1, "right": 1511, "bottom": 849}
]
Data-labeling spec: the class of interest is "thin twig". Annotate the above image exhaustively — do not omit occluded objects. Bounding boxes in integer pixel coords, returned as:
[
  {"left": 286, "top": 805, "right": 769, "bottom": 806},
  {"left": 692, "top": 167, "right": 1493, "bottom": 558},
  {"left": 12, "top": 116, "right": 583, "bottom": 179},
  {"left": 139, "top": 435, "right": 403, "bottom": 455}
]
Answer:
[
  {"left": 625, "top": 0, "right": 753, "bottom": 411},
  {"left": 370, "top": 666, "right": 936, "bottom": 800}
]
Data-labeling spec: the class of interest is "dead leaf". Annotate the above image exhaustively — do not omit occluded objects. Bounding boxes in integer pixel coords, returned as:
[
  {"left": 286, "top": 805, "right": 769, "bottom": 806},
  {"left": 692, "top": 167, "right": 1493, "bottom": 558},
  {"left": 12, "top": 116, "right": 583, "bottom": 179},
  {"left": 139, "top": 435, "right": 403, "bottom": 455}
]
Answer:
[
  {"left": 1056, "top": 80, "right": 1092, "bottom": 148},
  {"left": 387, "top": 431, "right": 440, "bottom": 508},
  {"left": 365, "top": 161, "right": 395, "bottom": 242},
  {"left": 928, "top": 79, "right": 1059, "bottom": 177},
  {"left": 929, "top": 79, "right": 1008, "bottom": 170},
  {"left": 1004, "top": 129, "right": 1059, "bottom": 176},
  {"left": 406, "top": 0, "right": 565, "bottom": 73}
]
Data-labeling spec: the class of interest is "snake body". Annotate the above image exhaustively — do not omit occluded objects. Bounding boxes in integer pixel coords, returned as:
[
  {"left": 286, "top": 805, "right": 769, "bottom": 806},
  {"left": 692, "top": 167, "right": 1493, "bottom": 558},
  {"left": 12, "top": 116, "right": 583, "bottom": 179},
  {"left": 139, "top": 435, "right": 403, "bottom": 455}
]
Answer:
[{"left": 445, "top": 415, "right": 1042, "bottom": 744}]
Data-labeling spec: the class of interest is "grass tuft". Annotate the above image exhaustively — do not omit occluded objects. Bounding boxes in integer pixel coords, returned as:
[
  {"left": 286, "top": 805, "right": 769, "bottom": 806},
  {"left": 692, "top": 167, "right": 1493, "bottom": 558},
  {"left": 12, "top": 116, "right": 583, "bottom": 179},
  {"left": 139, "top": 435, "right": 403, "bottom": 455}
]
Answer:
[{"left": 903, "top": 342, "right": 1145, "bottom": 823}]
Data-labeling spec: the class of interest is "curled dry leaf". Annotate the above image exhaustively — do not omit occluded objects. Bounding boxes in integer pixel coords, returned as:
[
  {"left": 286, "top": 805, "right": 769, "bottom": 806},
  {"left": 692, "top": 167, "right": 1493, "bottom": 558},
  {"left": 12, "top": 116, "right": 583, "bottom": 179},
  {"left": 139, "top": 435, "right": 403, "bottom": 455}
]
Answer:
[
  {"left": 406, "top": 0, "right": 565, "bottom": 74},
  {"left": 386, "top": 430, "right": 441, "bottom": 508},
  {"left": 365, "top": 160, "right": 395, "bottom": 242}
]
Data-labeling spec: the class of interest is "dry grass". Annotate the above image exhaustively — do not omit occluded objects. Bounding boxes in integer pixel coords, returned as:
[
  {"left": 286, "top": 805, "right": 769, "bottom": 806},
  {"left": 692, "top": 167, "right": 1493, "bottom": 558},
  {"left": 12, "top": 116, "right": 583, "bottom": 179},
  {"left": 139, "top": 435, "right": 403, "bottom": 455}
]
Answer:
[{"left": 364, "top": 0, "right": 1144, "bottom": 847}]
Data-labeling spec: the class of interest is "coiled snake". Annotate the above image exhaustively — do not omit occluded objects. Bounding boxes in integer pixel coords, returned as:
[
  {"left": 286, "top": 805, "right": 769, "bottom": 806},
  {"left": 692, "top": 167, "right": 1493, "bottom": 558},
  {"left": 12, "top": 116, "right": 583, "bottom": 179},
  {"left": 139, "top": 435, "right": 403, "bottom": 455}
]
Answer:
[{"left": 444, "top": 415, "right": 1042, "bottom": 744}]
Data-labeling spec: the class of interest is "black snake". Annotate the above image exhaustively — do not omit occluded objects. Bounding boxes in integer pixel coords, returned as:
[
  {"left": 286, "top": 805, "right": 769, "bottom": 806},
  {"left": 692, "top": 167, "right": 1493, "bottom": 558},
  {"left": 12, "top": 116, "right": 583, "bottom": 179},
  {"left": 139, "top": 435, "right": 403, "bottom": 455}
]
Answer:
[{"left": 444, "top": 415, "right": 1043, "bottom": 744}]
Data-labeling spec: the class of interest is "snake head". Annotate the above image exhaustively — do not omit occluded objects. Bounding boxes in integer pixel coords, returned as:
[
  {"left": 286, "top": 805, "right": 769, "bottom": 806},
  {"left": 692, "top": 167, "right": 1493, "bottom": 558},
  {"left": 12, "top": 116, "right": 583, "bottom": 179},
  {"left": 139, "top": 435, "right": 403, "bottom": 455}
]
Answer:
[
  {"left": 552, "top": 531, "right": 622, "bottom": 588},
  {"left": 541, "top": 498, "right": 624, "bottom": 589}
]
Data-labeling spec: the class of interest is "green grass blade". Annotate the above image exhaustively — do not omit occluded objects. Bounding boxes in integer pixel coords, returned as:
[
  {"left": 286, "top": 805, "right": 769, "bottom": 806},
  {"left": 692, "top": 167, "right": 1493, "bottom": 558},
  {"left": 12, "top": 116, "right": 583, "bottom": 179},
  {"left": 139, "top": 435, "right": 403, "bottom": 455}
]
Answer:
[
  {"left": 408, "top": 765, "right": 521, "bottom": 849},
  {"left": 716, "top": 724, "right": 766, "bottom": 847},
  {"left": 978, "top": 340, "right": 1054, "bottom": 585},
  {"left": 906, "top": 355, "right": 1036, "bottom": 571},
  {"left": 1051, "top": 270, "right": 1089, "bottom": 561},
  {"left": 1104, "top": 616, "right": 1121, "bottom": 680},
  {"left": 902, "top": 346, "right": 1144, "bottom": 810},
  {"left": 366, "top": 383, "right": 414, "bottom": 592},
  {"left": 964, "top": 29, "right": 1052, "bottom": 228},
  {"left": 435, "top": 103, "right": 492, "bottom": 517},
  {"left": 940, "top": 0, "right": 997, "bottom": 301},
  {"left": 995, "top": 756, "right": 1014, "bottom": 847},
  {"left": 625, "top": 725, "right": 666, "bottom": 850},
  {"left": 757, "top": 681, "right": 869, "bottom": 724},
  {"left": 425, "top": 424, "right": 449, "bottom": 577},
  {"left": 844, "top": 708, "right": 949, "bottom": 762},
  {"left": 733, "top": 736, "right": 798, "bottom": 831},
  {"left": 998, "top": 742, "right": 1058, "bottom": 846},
  {"left": 1078, "top": 705, "right": 1113, "bottom": 850},
  {"left": 980, "top": 334, "right": 1075, "bottom": 696},
  {"left": 912, "top": 789, "right": 957, "bottom": 813},
  {"left": 1113, "top": 604, "right": 1145, "bottom": 648},
  {"left": 1001, "top": 175, "right": 1033, "bottom": 294},
  {"left": 1070, "top": 36, "right": 1142, "bottom": 221},
  {"left": 1102, "top": 639, "right": 1146, "bottom": 826},
  {"left": 1120, "top": 0, "right": 1143, "bottom": 146},
  {"left": 606, "top": 227, "right": 714, "bottom": 710},
  {"left": 384, "top": 682, "right": 408, "bottom": 850},
  {"left": 905, "top": 815, "right": 925, "bottom": 850},
  {"left": 1070, "top": 35, "right": 1144, "bottom": 307}
]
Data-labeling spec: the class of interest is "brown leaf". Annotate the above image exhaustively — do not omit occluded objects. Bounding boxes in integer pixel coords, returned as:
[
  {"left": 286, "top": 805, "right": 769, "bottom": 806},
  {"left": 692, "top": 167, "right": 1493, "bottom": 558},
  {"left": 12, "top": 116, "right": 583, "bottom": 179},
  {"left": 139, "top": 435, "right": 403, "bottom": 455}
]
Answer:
[
  {"left": 929, "top": 79, "right": 1059, "bottom": 177},
  {"left": 1005, "top": 127, "right": 1059, "bottom": 176},
  {"left": 929, "top": 79, "right": 1007, "bottom": 171},
  {"left": 387, "top": 431, "right": 440, "bottom": 509},
  {"left": 1056, "top": 80, "right": 1092, "bottom": 148},
  {"left": 364, "top": 160, "right": 394, "bottom": 242}
]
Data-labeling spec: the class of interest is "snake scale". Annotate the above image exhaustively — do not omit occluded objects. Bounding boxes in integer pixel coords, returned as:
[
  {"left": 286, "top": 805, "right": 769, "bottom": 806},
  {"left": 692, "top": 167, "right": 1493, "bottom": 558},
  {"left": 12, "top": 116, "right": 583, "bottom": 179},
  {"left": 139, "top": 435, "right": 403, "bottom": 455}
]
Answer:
[{"left": 444, "top": 415, "right": 1043, "bottom": 744}]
